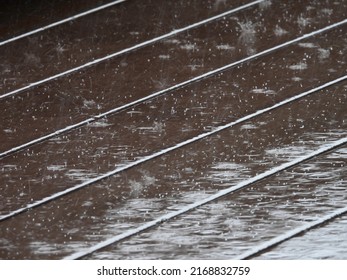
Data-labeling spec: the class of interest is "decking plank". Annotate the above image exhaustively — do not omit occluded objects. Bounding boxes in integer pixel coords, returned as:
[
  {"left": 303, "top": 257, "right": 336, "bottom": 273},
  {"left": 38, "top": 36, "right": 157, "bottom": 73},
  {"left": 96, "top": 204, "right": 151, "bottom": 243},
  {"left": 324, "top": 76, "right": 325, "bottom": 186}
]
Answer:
[
  {"left": 0, "top": 0, "right": 346, "bottom": 260},
  {"left": 1, "top": 83, "right": 346, "bottom": 259}
]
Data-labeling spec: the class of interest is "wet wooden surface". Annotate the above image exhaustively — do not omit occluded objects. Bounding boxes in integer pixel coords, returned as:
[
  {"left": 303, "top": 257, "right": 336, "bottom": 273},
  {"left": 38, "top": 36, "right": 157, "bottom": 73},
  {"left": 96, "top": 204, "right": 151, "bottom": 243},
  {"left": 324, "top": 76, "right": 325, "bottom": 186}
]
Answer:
[{"left": 0, "top": 0, "right": 346, "bottom": 259}]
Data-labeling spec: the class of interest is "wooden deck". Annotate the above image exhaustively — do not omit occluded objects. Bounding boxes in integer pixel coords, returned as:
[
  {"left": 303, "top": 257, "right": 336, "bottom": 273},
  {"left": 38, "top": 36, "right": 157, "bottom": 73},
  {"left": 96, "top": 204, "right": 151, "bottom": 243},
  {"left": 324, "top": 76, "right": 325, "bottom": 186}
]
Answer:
[{"left": 0, "top": 0, "right": 347, "bottom": 259}]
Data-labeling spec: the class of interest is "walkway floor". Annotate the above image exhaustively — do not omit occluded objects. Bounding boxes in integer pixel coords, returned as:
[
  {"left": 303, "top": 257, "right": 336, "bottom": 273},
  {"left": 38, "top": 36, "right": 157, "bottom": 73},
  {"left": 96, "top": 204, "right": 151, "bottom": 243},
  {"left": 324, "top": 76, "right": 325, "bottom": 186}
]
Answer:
[{"left": 0, "top": 0, "right": 346, "bottom": 259}]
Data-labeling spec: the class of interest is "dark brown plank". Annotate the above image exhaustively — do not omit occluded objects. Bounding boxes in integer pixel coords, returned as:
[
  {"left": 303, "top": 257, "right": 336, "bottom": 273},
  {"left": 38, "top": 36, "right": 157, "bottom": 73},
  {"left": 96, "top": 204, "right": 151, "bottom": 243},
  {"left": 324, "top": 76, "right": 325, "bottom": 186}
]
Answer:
[
  {"left": 1, "top": 0, "right": 346, "bottom": 152},
  {"left": 1, "top": 24, "right": 346, "bottom": 217},
  {"left": 1, "top": 0, "right": 346, "bottom": 260},
  {"left": 85, "top": 145, "right": 347, "bottom": 259},
  {"left": 1, "top": 82, "right": 346, "bottom": 259},
  {"left": 0, "top": 0, "right": 117, "bottom": 40},
  {"left": 0, "top": 0, "right": 252, "bottom": 92}
]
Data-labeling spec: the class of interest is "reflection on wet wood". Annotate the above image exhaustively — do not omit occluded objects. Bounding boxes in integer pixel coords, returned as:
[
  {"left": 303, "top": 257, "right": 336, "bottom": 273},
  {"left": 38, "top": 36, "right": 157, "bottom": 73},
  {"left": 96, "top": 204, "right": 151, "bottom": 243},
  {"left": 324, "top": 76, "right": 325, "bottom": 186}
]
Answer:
[{"left": 0, "top": 0, "right": 346, "bottom": 259}]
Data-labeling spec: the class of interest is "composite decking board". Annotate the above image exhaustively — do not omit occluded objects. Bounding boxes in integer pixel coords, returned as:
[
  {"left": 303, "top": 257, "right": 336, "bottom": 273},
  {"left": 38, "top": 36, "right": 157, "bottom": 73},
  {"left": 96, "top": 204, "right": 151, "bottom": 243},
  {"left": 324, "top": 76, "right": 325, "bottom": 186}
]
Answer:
[
  {"left": 1, "top": 25, "right": 346, "bottom": 216},
  {"left": 1, "top": 0, "right": 346, "bottom": 260},
  {"left": 0, "top": 0, "right": 254, "bottom": 93},
  {"left": 89, "top": 145, "right": 346, "bottom": 260},
  {"left": 1, "top": 83, "right": 346, "bottom": 259},
  {"left": 2, "top": 24, "right": 347, "bottom": 159},
  {"left": 0, "top": 0, "right": 119, "bottom": 41},
  {"left": 1, "top": 1, "right": 347, "bottom": 153}
]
